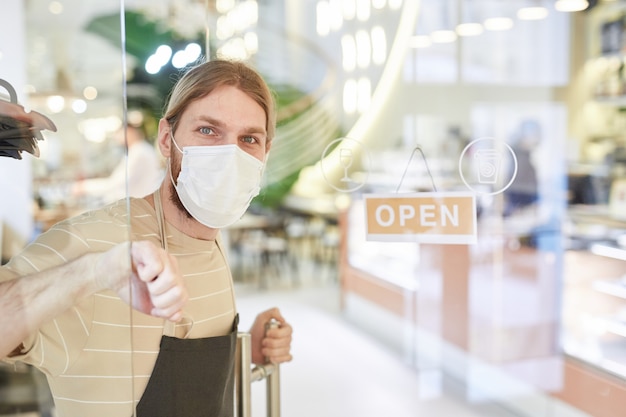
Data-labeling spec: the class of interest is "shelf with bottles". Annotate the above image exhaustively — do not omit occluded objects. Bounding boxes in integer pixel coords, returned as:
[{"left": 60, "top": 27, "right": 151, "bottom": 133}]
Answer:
[
  {"left": 592, "top": 94, "right": 626, "bottom": 107},
  {"left": 587, "top": 3, "right": 626, "bottom": 105},
  {"left": 588, "top": 2, "right": 626, "bottom": 59},
  {"left": 589, "top": 54, "right": 626, "bottom": 103}
]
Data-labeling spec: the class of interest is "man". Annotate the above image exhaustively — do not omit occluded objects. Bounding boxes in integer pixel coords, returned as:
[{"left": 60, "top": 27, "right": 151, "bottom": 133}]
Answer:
[{"left": 0, "top": 59, "right": 293, "bottom": 417}]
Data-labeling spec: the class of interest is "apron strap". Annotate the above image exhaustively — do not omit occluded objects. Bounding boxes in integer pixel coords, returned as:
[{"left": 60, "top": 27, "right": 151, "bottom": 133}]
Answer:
[
  {"left": 153, "top": 188, "right": 193, "bottom": 339},
  {"left": 154, "top": 188, "right": 168, "bottom": 253}
]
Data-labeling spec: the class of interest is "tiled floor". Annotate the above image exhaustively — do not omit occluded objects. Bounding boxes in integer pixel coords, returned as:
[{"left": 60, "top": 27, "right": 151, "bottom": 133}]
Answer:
[{"left": 235, "top": 279, "right": 522, "bottom": 417}]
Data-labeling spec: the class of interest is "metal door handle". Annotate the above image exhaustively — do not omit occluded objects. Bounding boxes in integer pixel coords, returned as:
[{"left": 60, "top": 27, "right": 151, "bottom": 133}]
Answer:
[{"left": 235, "top": 321, "right": 281, "bottom": 417}]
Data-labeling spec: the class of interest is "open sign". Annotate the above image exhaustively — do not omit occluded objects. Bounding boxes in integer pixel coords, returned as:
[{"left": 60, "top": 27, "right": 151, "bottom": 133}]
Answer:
[{"left": 364, "top": 192, "right": 477, "bottom": 244}]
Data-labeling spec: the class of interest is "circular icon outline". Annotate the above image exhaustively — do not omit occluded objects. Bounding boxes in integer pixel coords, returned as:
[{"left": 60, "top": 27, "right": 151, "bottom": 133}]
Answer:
[
  {"left": 458, "top": 137, "right": 518, "bottom": 196},
  {"left": 320, "top": 137, "right": 370, "bottom": 193}
]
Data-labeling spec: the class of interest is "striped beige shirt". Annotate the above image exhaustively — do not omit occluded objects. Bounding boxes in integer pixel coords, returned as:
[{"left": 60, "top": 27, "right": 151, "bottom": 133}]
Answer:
[{"left": 1, "top": 197, "right": 237, "bottom": 417}]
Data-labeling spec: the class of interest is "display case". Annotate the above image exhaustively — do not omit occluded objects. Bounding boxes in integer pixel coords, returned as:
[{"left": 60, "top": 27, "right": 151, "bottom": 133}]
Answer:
[
  {"left": 563, "top": 207, "right": 626, "bottom": 379},
  {"left": 559, "top": 0, "right": 626, "bottom": 385}
]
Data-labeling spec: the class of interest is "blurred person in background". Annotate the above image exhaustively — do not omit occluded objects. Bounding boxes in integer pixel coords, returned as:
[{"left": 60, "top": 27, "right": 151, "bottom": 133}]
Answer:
[
  {"left": 504, "top": 119, "right": 541, "bottom": 217},
  {"left": 73, "top": 122, "right": 164, "bottom": 204}
]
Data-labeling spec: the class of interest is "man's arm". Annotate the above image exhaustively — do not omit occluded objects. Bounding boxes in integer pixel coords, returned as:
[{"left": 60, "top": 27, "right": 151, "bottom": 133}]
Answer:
[
  {"left": 0, "top": 241, "right": 188, "bottom": 360},
  {"left": 0, "top": 249, "right": 107, "bottom": 359}
]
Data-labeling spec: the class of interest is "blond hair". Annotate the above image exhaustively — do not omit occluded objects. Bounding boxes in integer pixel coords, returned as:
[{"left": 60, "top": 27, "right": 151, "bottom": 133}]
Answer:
[{"left": 164, "top": 59, "right": 276, "bottom": 143}]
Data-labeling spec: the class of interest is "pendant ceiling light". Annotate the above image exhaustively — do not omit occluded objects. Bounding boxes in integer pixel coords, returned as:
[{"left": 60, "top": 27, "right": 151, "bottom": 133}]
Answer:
[
  {"left": 409, "top": 35, "right": 432, "bottom": 48},
  {"left": 517, "top": 0, "right": 549, "bottom": 20},
  {"left": 483, "top": 0, "right": 514, "bottom": 31},
  {"left": 431, "top": 0, "right": 457, "bottom": 43},
  {"left": 29, "top": 68, "right": 90, "bottom": 115},
  {"left": 484, "top": 16, "right": 514, "bottom": 31},
  {"left": 456, "top": 0, "right": 483, "bottom": 37},
  {"left": 411, "top": 2, "right": 434, "bottom": 48},
  {"left": 555, "top": 0, "right": 589, "bottom": 12}
]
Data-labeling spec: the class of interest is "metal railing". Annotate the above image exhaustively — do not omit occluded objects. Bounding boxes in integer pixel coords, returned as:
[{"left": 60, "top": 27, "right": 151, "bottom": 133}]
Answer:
[{"left": 235, "top": 321, "right": 281, "bottom": 417}]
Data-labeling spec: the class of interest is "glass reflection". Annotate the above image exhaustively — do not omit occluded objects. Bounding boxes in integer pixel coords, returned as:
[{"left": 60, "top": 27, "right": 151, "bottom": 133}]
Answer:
[{"left": 1, "top": 0, "right": 134, "bottom": 415}]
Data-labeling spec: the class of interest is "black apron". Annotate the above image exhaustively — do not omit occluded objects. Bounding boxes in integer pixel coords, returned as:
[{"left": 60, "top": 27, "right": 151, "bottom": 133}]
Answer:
[
  {"left": 135, "top": 189, "right": 238, "bottom": 417},
  {"left": 135, "top": 317, "right": 238, "bottom": 417}
]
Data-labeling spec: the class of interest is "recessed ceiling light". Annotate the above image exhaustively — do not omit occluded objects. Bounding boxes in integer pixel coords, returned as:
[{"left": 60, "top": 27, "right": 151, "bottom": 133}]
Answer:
[
  {"left": 83, "top": 86, "right": 98, "bottom": 101},
  {"left": 49, "top": 1, "right": 63, "bottom": 15}
]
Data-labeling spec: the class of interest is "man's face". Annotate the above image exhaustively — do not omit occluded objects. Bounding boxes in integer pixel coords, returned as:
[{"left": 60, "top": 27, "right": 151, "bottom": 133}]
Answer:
[{"left": 163, "top": 85, "right": 269, "bottom": 217}]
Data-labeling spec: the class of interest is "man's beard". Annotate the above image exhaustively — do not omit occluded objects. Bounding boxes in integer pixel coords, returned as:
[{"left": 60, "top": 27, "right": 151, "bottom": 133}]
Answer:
[{"left": 168, "top": 151, "right": 194, "bottom": 220}]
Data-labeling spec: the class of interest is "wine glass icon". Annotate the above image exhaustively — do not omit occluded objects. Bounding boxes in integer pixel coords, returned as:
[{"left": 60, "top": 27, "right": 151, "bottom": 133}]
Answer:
[{"left": 339, "top": 148, "right": 353, "bottom": 183}]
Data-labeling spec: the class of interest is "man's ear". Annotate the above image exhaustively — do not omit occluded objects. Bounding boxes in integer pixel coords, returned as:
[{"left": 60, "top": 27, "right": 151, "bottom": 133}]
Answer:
[{"left": 157, "top": 118, "right": 172, "bottom": 158}]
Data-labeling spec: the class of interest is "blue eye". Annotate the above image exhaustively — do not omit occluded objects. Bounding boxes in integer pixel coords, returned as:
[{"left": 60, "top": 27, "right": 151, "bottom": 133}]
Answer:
[
  {"left": 242, "top": 136, "right": 257, "bottom": 144},
  {"left": 199, "top": 127, "right": 215, "bottom": 135}
]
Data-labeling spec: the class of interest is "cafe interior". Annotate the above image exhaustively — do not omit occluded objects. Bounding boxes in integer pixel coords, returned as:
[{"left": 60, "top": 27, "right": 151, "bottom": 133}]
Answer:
[{"left": 2, "top": 0, "right": 626, "bottom": 416}]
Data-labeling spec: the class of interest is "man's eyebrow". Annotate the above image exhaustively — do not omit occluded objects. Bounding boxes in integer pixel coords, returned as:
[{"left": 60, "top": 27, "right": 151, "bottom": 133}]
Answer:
[
  {"left": 197, "top": 115, "right": 266, "bottom": 135},
  {"left": 244, "top": 126, "right": 267, "bottom": 135},
  {"left": 197, "top": 116, "right": 224, "bottom": 127}
]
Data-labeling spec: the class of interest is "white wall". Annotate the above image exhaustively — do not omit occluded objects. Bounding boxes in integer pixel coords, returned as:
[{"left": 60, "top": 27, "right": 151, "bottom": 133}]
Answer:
[{"left": 0, "top": 0, "right": 33, "bottom": 260}]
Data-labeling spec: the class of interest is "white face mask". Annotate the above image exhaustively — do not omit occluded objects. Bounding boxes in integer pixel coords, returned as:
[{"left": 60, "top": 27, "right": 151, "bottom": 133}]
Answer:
[{"left": 170, "top": 134, "right": 264, "bottom": 228}]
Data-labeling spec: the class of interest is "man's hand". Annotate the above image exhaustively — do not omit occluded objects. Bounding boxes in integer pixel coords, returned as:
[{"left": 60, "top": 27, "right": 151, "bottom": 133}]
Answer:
[
  {"left": 249, "top": 307, "right": 293, "bottom": 365},
  {"left": 100, "top": 241, "right": 188, "bottom": 322}
]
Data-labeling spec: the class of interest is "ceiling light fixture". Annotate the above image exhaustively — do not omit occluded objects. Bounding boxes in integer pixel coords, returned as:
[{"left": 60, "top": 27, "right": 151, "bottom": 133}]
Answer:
[
  {"left": 83, "top": 86, "right": 98, "bottom": 101},
  {"left": 145, "top": 45, "right": 173, "bottom": 74},
  {"left": 409, "top": 35, "right": 432, "bottom": 48},
  {"left": 316, "top": 1, "right": 331, "bottom": 36},
  {"left": 483, "top": 0, "right": 514, "bottom": 31},
  {"left": 372, "top": 0, "right": 386, "bottom": 9},
  {"left": 411, "top": 2, "right": 433, "bottom": 49},
  {"left": 388, "top": 0, "right": 402, "bottom": 10},
  {"left": 30, "top": 69, "right": 87, "bottom": 115},
  {"left": 371, "top": 26, "right": 387, "bottom": 65},
  {"left": 171, "top": 43, "right": 202, "bottom": 69},
  {"left": 329, "top": 0, "right": 343, "bottom": 31},
  {"left": 456, "top": 0, "right": 483, "bottom": 37},
  {"left": 431, "top": 0, "right": 457, "bottom": 43},
  {"left": 456, "top": 22, "right": 483, "bottom": 36},
  {"left": 555, "top": 0, "right": 589, "bottom": 12},
  {"left": 484, "top": 16, "right": 514, "bottom": 31},
  {"left": 356, "top": 0, "right": 371, "bottom": 21},
  {"left": 341, "top": 0, "right": 356, "bottom": 20},
  {"left": 341, "top": 34, "right": 357, "bottom": 70},
  {"left": 356, "top": 30, "right": 372, "bottom": 68},
  {"left": 517, "top": 2, "right": 549, "bottom": 20},
  {"left": 48, "top": 1, "right": 63, "bottom": 15},
  {"left": 431, "top": 29, "right": 458, "bottom": 43}
]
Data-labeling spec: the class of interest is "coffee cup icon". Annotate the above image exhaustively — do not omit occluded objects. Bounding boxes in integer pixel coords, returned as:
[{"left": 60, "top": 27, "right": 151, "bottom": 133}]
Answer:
[{"left": 474, "top": 149, "right": 502, "bottom": 184}]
